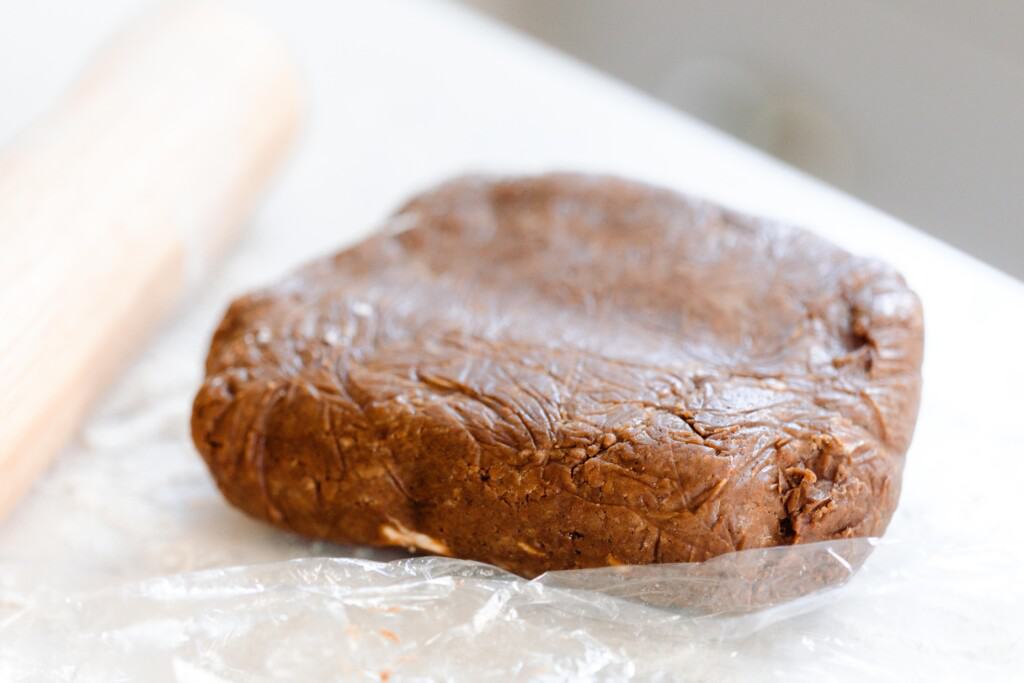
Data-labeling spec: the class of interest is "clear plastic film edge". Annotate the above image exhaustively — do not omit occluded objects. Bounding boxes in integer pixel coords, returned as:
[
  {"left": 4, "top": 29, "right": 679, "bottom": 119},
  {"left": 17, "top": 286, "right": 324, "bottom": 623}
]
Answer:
[{"left": 4, "top": 535, "right": 1015, "bottom": 681}]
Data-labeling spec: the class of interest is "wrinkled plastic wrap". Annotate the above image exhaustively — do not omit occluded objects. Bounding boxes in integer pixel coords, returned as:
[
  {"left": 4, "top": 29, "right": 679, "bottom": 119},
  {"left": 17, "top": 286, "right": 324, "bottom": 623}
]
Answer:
[
  {"left": 0, "top": 188, "right": 1019, "bottom": 681},
  {"left": 0, "top": 539, "right": 874, "bottom": 682},
  {"left": 0, "top": 347, "right": 1020, "bottom": 681},
  {"left": 3, "top": 533, "right": 1020, "bottom": 681},
  {"left": 3, "top": 532, "right": 1011, "bottom": 683},
  {"left": 0, "top": 268, "right": 1020, "bottom": 683}
]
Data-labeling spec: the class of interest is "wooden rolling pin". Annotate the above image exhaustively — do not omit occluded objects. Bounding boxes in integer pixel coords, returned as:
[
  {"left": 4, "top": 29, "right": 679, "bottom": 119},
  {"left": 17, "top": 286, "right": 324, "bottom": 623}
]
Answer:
[{"left": 0, "top": 1, "right": 301, "bottom": 519}]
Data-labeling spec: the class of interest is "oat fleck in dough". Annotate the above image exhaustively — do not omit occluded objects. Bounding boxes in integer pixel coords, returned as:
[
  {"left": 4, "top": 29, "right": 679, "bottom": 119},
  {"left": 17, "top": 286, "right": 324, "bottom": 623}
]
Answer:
[{"left": 191, "top": 175, "right": 923, "bottom": 577}]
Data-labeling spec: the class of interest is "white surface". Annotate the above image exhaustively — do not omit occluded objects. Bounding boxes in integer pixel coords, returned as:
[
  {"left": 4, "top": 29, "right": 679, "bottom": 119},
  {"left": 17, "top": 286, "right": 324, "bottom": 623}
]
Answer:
[{"left": 1, "top": 0, "right": 1023, "bottom": 680}]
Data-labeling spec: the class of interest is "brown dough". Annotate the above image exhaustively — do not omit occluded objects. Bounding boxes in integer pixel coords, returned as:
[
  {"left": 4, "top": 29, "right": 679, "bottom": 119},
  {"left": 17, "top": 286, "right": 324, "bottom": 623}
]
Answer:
[{"left": 191, "top": 174, "right": 923, "bottom": 577}]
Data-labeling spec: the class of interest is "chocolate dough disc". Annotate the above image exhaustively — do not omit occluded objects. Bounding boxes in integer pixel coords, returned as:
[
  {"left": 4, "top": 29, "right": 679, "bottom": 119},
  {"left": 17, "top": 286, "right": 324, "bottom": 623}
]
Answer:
[{"left": 192, "top": 175, "right": 923, "bottom": 576}]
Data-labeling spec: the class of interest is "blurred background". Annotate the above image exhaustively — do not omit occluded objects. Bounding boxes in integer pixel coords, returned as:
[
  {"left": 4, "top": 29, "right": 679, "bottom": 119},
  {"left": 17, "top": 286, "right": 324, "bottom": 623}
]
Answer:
[
  {"left": 1, "top": 0, "right": 1021, "bottom": 278},
  {"left": 462, "top": 0, "right": 1024, "bottom": 278}
]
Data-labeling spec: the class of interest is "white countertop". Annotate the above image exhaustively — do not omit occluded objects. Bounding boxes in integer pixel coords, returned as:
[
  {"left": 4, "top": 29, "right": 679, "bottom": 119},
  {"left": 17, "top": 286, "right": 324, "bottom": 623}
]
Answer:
[{"left": 1, "top": 1, "right": 1022, "bottom": 680}]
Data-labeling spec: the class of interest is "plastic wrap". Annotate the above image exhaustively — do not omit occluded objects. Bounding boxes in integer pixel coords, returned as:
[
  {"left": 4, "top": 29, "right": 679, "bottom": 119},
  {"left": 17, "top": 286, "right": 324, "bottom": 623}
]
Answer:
[
  {"left": 4, "top": 534, "right": 1019, "bottom": 681},
  {"left": 0, "top": 538, "right": 881, "bottom": 681},
  {"left": 0, "top": 178, "right": 1018, "bottom": 681},
  {"left": 0, "top": 286, "right": 1018, "bottom": 682}
]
